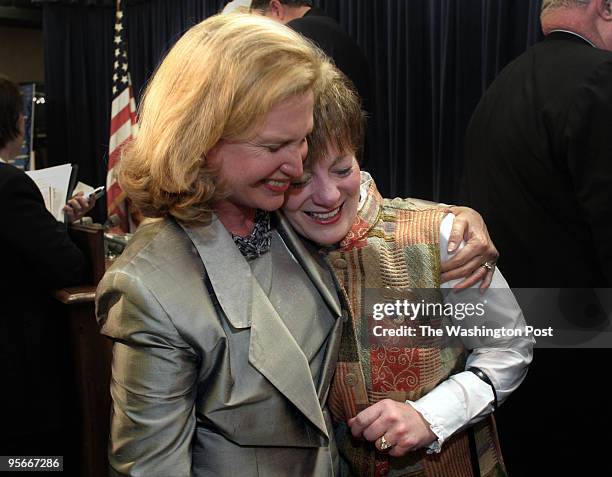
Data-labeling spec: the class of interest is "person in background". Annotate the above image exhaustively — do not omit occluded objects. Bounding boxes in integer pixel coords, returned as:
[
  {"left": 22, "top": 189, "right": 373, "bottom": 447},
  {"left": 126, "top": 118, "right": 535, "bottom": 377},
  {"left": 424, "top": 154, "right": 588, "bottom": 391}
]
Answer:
[
  {"left": 283, "top": 64, "right": 532, "bottom": 477},
  {"left": 462, "top": 0, "right": 612, "bottom": 474},
  {"left": 0, "top": 75, "right": 95, "bottom": 456}
]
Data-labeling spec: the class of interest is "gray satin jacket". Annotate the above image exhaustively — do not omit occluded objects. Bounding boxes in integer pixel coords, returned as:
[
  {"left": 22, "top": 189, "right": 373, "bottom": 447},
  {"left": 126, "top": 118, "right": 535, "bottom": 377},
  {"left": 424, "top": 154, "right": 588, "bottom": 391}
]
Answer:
[{"left": 95, "top": 213, "right": 345, "bottom": 477}]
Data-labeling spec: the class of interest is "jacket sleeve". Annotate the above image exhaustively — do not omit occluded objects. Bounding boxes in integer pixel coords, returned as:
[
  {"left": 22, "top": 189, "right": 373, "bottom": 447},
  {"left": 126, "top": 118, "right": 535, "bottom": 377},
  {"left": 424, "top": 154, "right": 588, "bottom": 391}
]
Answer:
[{"left": 96, "top": 269, "right": 199, "bottom": 477}]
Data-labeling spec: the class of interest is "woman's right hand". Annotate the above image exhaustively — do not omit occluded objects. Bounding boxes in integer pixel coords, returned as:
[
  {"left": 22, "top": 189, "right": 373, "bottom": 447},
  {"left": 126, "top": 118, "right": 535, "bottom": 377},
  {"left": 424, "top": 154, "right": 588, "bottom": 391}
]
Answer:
[
  {"left": 440, "top": 206, "right": 498, "bottom": 290},
  {"left": 347, "top": 399, "right": 437, "bottom": 457}
]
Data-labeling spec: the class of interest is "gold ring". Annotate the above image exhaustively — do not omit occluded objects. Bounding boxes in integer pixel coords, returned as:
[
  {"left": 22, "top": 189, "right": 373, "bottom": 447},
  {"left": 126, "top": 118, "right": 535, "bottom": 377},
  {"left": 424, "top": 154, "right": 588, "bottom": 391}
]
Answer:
[
  {"left": 482, "top": 261, "right": 495, "bottom": 272},
  {"left": 379, "top": 435, "right": 393, "bottom": 451}
]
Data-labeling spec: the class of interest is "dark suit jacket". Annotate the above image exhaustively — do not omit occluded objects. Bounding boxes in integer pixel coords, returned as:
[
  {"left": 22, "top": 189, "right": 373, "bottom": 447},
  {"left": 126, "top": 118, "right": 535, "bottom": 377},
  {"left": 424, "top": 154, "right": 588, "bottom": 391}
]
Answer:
[
  {"left": 289, "top": 7, "right": 372, "bottom": 116},
  {"left": 463, "top": 32, "right": 612, "bottom": 476},
  {"left": 464, "top": 32, "right": 612, "bottom": 288},
  {"left": 0, "top": 162, "right": 85, "bottom": 453}
]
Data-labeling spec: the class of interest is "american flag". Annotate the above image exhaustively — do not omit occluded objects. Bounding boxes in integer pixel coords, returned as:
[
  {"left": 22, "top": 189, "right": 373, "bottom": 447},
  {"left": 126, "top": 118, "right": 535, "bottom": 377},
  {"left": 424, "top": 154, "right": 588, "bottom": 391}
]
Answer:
[{"left": 107, "top": 0, "right": 138, "bottom": 232}]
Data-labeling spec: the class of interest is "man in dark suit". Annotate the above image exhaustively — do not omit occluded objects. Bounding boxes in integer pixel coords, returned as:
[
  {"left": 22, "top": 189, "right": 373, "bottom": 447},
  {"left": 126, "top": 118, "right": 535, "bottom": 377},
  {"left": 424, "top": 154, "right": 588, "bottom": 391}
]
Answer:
[
  {"left": 0, "top": 76, "right": 94, "bottom": 458},
  {"left": 463, "top": 1, "right": 612, "bottom": 474}
]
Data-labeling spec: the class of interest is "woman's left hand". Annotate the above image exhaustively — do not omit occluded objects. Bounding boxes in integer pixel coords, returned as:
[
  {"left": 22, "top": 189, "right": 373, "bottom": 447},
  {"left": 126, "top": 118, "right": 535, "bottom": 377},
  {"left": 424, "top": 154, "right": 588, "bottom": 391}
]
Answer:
[
  {"left": 347, "top": 399, "right": 437, "bottom": 457},
  {"left": 440, "top": 206, "right": 498, "bottom": 291}
]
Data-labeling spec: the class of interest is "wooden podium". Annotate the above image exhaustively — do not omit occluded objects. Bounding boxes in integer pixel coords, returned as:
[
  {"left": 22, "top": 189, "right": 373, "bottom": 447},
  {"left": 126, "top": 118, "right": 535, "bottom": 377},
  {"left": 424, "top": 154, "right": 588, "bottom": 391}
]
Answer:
[{"left": 53, "top": 224, "right": 112, "bottom": 477}]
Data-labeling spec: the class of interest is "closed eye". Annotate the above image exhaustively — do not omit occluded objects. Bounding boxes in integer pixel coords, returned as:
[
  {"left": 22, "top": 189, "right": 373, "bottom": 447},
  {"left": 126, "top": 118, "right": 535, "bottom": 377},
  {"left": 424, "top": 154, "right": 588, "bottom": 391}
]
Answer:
[
  {"left": 334, "top": 167, "right": 353, "bottom": 176},
  {"left": 290, "top": 176, "right": 312, "bottom": 188},
  {"left": 265, "top": 137, "right": 307, "bottom": 154}
]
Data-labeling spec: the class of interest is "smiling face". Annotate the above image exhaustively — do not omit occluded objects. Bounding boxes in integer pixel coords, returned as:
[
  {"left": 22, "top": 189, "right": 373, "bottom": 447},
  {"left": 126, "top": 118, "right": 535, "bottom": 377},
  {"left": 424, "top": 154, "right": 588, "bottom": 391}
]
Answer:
[
  {"left": 283, "top": 144, "right": 361, "bottom": 245},
  {"left": 207, "top": 91, "right": 314, "bottom": 224}
]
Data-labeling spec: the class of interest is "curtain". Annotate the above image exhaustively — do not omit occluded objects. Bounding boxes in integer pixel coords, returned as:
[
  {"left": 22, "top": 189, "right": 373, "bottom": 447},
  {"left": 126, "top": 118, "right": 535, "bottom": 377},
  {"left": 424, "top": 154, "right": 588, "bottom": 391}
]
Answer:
[
  {"left": 41, "top": 3, "right": 115, "bottom": 222},
  {"left": 38, "top": 0, "right": 543, "bottom": 223},
  {"left": 125, "top": 0, "right": 225, "bottom": 100},
  {"left": 315, "top": 0, "right": 543, "bottom": 201},
  {"left": 38, "top": 0, "right": 223, "bottom": 221}
]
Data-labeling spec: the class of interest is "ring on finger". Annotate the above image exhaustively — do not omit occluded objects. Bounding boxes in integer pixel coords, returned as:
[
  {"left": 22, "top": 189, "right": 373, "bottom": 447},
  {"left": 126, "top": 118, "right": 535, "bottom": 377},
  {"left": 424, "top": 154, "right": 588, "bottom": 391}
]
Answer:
[
  {"left": 482, "top": 261, "right": 495, "bottom": 272},
  {"left": 377, "top": 435, "right": 393, "bottom": 452}
]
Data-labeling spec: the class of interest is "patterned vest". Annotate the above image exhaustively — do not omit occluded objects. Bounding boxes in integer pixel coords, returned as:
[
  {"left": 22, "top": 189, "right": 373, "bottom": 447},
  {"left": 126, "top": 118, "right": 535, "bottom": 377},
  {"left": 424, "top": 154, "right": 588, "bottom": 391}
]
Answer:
[{"left": 326, "top": 178, "right": 507, "bottom": 477}]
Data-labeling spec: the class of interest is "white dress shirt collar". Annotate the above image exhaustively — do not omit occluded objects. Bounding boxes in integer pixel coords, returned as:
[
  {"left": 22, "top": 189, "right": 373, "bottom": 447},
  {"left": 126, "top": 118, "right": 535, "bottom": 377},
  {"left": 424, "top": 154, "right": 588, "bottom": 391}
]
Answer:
[{"left": 549, "top": 29, "right": 596, "bottom": 48}]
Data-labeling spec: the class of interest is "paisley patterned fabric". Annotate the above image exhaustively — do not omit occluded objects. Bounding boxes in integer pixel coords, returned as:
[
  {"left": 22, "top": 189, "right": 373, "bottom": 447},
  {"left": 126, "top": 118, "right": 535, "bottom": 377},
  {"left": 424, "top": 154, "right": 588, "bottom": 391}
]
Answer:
[{"left": 326, "top": 177, "right": 507, "bottom": 477}]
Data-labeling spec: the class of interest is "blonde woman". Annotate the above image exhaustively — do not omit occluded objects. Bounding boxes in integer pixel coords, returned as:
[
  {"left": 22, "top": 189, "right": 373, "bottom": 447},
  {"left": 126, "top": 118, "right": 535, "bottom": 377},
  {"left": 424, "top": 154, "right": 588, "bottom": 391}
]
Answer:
[{"left": 97, "top": 14, "right": 499, "bottom": 477}]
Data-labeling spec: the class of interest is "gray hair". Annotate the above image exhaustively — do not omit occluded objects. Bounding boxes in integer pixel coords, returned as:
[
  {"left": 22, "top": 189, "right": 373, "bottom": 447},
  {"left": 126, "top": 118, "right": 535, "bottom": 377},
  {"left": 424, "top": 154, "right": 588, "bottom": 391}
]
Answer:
[{"left": 541, "top": 0, "right": 591, "bottom": 15}]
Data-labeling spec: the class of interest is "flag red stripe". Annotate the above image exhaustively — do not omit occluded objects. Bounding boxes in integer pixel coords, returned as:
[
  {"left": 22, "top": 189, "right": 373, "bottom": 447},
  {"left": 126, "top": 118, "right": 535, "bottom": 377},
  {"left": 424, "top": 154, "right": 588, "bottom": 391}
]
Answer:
[
  {"left": 108, "top": 136, "right": 132, "bottom": 170},
  {"left": 110, "top": 102, "right": 133, "bottom": 136},
  {"left": 107, "top": 0, "right": 135, "bottom": 233},
  {"left": 108, "top": 186, "right": 127, "bottom": 212}
]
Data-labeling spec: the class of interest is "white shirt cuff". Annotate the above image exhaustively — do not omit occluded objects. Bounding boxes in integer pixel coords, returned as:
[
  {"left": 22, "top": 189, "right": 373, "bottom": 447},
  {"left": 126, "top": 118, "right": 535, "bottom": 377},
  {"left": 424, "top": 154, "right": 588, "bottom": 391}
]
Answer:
[{"left": 406, "top": 371, "right": 494, "bottom": 453}]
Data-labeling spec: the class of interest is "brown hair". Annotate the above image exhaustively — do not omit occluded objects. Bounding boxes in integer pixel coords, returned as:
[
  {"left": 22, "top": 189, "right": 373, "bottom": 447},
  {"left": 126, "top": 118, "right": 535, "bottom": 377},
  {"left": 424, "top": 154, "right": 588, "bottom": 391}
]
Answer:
[
  {"left": 119, "top": 13, "right": 325, "bottom": 224},
  {"left": 0, "top": 76, "right": 23, "bottom": 151},
  {"left": 306, "top": 62, "right": 365, "bottom": 167}
]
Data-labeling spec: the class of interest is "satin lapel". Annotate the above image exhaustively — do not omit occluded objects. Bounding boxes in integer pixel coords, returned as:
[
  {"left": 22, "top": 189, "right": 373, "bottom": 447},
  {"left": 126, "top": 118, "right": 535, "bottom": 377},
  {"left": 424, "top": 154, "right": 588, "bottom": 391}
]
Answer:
[
  {"left": 180, "top": 217, "right": 328, "bottom": 436},
  {"left": 274, "top": 212, "right": 342, "bottom": 318},
  {"left": 274, "top": 212, "right": 346, "bottom": 403},
  {"left": 317, "top": 314, "right": 344, "bottom": 404},
  {"left": 179, "top": 217, "right": 252, "bottom": 329},
  {"left": 249, "top": 281, "right": 329, "bottom": 438}
]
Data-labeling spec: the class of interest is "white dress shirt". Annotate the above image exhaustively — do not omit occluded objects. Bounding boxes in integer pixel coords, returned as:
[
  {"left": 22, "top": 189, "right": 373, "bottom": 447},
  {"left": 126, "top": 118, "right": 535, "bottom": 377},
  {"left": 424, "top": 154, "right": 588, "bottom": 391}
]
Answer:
[{"left": 407, "top": 213, "right": 534, "bottom": 453}]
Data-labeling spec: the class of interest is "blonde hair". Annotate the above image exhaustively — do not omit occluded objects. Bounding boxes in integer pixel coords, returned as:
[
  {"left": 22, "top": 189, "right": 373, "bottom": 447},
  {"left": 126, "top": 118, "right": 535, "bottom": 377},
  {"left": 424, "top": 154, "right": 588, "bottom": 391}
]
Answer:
[
  {"left": 306, "top": 62, "right": 365, "bottom": 167},
  {"left": 119, "top": 13, "right": 324, "bottom": 224}
]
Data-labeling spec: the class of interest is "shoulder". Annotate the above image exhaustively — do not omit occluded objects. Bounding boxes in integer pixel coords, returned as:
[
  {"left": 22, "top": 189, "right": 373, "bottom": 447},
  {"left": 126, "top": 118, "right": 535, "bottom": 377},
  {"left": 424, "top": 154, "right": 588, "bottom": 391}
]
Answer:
[
  {"left": 359, "top": 177, "right": 445, "bottom": 230},
  {"left": 0, "top": 164, "right": 46, "bottom": 219},
  {"left": 382, "top": 196, "right": 446, "bottom": 214},
  {"left": 564, "top": 51, "right": 612, "bottom": 127},
  {"left": 375, "top": 197, "right": 446, "bottom": 244},
  {"left": 289, "top": 13, "right": 344, "bottom": 37},
  {"left": 0, "top": 163, "right": 37, "bottom": 194},
  {"left": 0, "top": 162, "right": 23, "bottom": 179},
  {"left": 96, "top": 218, "right": 212, "bottom": 345},
  {"left": 558, "top": 40, "right": 612, "bottom": 89},
  {"left": 98, "top": 219, "right": 206, "bottom": 310},
  {"left": 103, "top": 218, "right": 203, "bottom": 288},
  {"left": 576, "top": 54, "right": 612, "bottom": 95},
  {"left": 539, "top": 36, "right": 612, "bottom": 84},
  {"left": 486, "top": 36, "right": 612, "bottom": 89}
]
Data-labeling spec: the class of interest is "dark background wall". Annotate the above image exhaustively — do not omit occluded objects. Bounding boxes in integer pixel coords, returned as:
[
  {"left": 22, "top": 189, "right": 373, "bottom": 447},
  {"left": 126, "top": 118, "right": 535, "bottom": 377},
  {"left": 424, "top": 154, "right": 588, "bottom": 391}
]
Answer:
[
  {"left": 0, "top": 25, "right": 44, "bottom": 82},
  {"left": 34, "top": 0, "right": 543, "bottom": 223}
]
